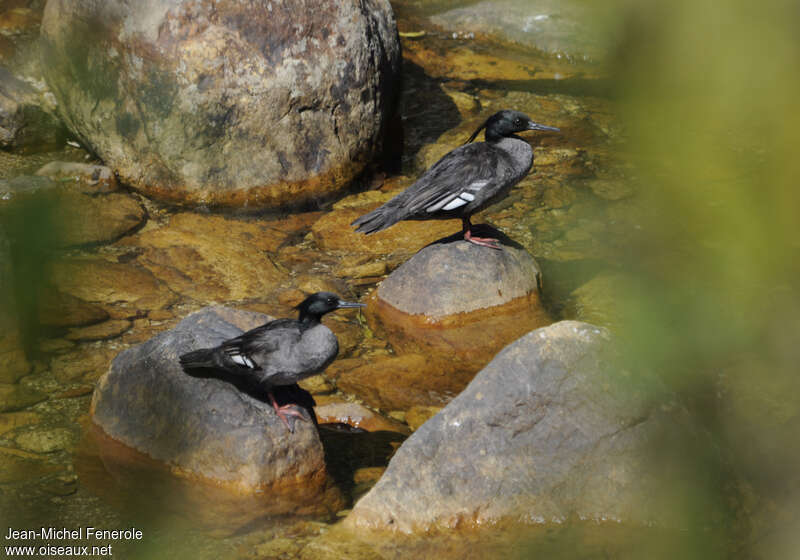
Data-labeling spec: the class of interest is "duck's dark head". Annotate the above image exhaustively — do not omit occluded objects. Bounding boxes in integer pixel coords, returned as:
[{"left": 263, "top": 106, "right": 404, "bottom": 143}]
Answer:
[
  {"left": 465, "top": 110, "right": 560, "bottom": 144},
  {"left": 297, "top": 291, "right": 365, "bottom": 324}
]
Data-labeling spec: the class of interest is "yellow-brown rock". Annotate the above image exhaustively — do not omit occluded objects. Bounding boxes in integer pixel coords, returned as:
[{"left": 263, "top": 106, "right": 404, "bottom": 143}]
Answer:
[
  {"left": 50, "top": 258, "right": 177, "bottom": 312},
  {"left": 120, "top": 212, "right": 289, "bottom": 302},
  {"left": 314, "top": 401, "right": 410, "bottom": 434},
  {"left": 312, "top": 205, "right": 459, "bottom": 256},
  {"left": 0, "top": 328, "right": 30, "bottom": 383},
  {"left": 0, "top": 411, "right": 40, "bottom": 436},
  {"left": 65, "top": 319, "right": 131, "bottom": 342},
  {"left": 405, "top": 405, "right": 442, "bottom": 432},
  {"left": 37, "top": 289, "right": 109, "bottom": 328},
  {"left": 335, "top": 354, "right": 463, "bottom": 411},
  {"left": 50, "top": 346, "right": 118, "bottom": 382}
]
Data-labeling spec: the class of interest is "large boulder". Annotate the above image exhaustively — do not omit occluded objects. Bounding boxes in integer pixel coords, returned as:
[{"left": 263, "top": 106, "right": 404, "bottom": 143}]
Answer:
[
  {"left": 39, "top": 0, "right": 401, "bottom": 208},
  {"left": 345, "top": 321, "right": 690, "bottom": 532},
  {"left": 91, "top": 306, "right": 333, "bottom": 501}
]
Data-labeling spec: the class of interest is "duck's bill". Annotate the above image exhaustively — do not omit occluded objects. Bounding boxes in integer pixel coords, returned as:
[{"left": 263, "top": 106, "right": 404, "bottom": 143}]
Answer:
[
  {"left": 336, "top": 300, "right": 366, "bottom": 309},
  {"left": 528, "top": 121, "right": 560, "bottom": 132}
]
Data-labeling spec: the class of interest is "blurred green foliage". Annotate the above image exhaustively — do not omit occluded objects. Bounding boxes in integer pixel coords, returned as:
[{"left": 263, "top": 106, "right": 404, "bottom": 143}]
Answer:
[{"left": 600, "top": 0, "right": 800, "bottom": 556}]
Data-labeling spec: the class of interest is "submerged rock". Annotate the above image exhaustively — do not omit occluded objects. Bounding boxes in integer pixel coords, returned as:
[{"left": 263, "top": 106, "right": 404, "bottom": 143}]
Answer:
[
  {"left": 40, "top": 0, "right": 401, "bottom": 208},
  {"left": 346, "top": 321, "right": 687, "bottom": 532},
  {"left": 0, "top": 174, "right": 145, "bottom": 247},
  {"left": 0, "top": 383, "right": 47, "bottom": 412},
  {"left": 430, "top": 0, "right": 607, "bottom": 62},
  {"left": 314, "top": 401, "right": 410, "bottom": 434},
  {"left": 15, "top": 427, "right": 76, "bottom": 454},
  {"left": 119, "top": 212, "right": 290, "bottom": 302},
  {"left": 50, "top": 258, "right": 177, "bottom": 315},
  {"left": 0, "top": 228, "right": 30, "bottom": 384},
  {"left": 311, "top": 196, "right": 458, "bottom": 256},
  {"left": 37, "top": 290, "right": 109, "bottom": 328},
  {"left": 334, "top": 353, "right": 456, "bottom": 411},
  {"left": 35, "top": 162, "right": 118, "bottom": 193},
  {"left": 91, "top": 306, "right": 335, "bottom": 501}
]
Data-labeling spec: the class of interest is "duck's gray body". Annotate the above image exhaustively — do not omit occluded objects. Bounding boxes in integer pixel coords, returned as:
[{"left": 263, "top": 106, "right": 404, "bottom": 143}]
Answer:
[
  {"left": 179, "top": 318, "right": 339, "bottom": 389},
  {"left": 351, "top": 110, "right": 557, "bottom": 239},
  {"left": 179, "top": 292, "right": 365, "bottom": 399},
  {"left": 354, "top": 137, "right": 532, "bottom": 233}
]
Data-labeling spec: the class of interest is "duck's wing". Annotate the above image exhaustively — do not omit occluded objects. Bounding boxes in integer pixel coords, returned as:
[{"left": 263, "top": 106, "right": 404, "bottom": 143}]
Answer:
[
  {"left": 399, "top": 142, "right": 505, "bottom": 217},
  {"left": 352, "top": 143, "right": 507, "bottom": 233},
  {"left": 219, "top": 319, "right": 301, "bottom": 370}
]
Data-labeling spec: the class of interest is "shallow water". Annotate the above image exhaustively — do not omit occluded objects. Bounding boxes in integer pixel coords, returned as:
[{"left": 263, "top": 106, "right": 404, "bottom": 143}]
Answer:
[{"left": 0, "top": 1, "right": 672, "bottom": 558}]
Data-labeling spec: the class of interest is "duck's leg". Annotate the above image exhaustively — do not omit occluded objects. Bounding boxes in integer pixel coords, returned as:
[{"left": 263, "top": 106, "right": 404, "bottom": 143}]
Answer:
[
  {"left": 462, "top": 217, "right": 502, "bottom": 250},
  {"left": 268, "top": 390, "right": 309, "bottom": 433}
]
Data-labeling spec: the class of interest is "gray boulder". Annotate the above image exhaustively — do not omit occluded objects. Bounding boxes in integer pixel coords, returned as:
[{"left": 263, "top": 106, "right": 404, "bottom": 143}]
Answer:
[
  {"left": 345, "top": 321, "right": 684, "bottom": 532},
  {"left": 376, "top": 236, "right": 541, "bottom": 318},
  {"left": 366, "top": 236, "right": 548, "bottom": 377},
  {"left": 91, "top": 306, "right": 327, "bottom": 494},
  {"left": 40, "top": 0, "right": 401, "bottom": 208}
]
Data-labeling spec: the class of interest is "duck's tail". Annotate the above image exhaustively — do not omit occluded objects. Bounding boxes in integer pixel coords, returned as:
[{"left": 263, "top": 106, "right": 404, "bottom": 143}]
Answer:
[
  {"left": 179, "top": 348, "right": 221, "bottom": 373},
  {"left": 351, "top": 202, "right": 402, "bottom": 234}
]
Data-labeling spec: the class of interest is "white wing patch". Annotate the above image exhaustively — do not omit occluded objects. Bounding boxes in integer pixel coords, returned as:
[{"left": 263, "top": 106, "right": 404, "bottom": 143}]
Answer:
[
  {"left": 426, "top": 180, "right": 488, "bottom": 213},
  {"left": 441, "top": 197, "right": 468, "bottom": 211},
  {"left": 426, "top": 181, "right": 489, "bottom": 213},
  {"left": 227, "top": 350, "right": 255, "bottom": 369}
]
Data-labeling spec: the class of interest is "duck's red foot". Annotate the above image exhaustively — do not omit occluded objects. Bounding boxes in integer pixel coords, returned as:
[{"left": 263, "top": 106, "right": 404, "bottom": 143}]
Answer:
[
  {"left": 464, "top": 229, "right": 502, "bottom": 250},
  {"left": 269, "top": 392, "right": 310, "bottom": 433}
]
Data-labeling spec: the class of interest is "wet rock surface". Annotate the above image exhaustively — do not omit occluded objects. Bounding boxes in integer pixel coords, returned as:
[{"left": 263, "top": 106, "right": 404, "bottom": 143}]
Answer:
[
  {"left": 40, "top": 0, "right": 401, "bottom": 208},
  {"left": 35, "top": 161, "right": 118, "bottom": 192},
  {"left": 92, "top": 306, "right": 331, "bottom": 496},
  {"left": 346, "top": 321, "right": 679, "bottom": 531},
  {"left": 37, "top": 290, "right": 109, "bottom": 328},
  {"left": 50, "top": 258, "right": 177, "bottom": 314}
]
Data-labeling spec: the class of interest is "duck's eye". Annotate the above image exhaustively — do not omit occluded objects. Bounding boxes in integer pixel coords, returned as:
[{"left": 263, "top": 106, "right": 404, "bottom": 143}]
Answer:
[{"left": 514, "top": 118, "right": 522, "bottom": 126}]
